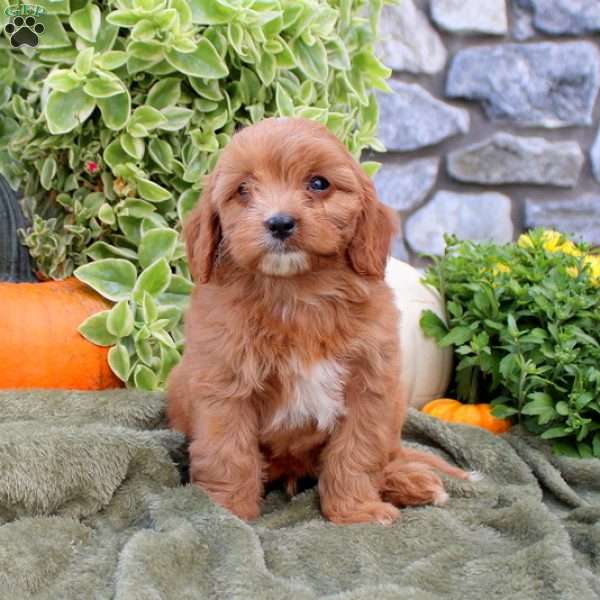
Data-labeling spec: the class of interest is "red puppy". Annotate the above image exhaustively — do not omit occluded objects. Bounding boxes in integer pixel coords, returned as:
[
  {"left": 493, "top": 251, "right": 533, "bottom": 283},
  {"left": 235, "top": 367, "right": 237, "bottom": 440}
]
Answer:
[{"left": 167, "top": 117, "right": 472, "bottom": 524}]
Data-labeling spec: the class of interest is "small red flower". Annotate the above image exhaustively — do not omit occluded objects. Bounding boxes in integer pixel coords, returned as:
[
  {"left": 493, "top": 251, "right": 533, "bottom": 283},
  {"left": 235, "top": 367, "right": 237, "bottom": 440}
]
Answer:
[{"left": 86, "top": 161, "right": 98, "bottom": 174}]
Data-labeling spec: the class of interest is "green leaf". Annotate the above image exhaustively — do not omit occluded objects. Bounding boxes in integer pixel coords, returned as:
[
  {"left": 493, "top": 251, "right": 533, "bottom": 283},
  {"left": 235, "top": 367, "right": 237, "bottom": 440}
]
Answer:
[
  {"left": 275, "top": 83, "right": 294, "bottom": 117},
  {"left": 158, "top": 106, "right": 193, "bottom": 131},
  {"left": 40, "top": 156, "right": 57, "bottom": 191},
  {"left": 79, "top": 311, "right": 118, "bottom": 346},
  {"left": 292, "top": 38, "right": 328, "bottom": 83},
  {"left": 593, "top": 433, "right": 600, "bottom": 458},
  {"left": 151, "top": 327, "right": 176, "bottom": 348},
  {"left": 138, "top": 228, "right": 178, "bottom": 269},
  {"left": 159, "top": 344, "right": 181, "bottom": 381},
  {"left": 120, "top": 133, "right": 145, "bottom": 160},
  {"left": 70, "top": 3, "right": 102, "bottom": 42},
  {"left": 98, "top": 203, "right": 116, "bottom": 225},
  {"left": 439, "top": 326, "right": 472, "bottom": 348},
  {"left": 142, "top": 291, "right": 158, "bottom": 322},
  {"left": 117, "top": 199, "right": 157, "bottom": 219},
  {"left": 157, "top": 305, "right": 183, "bottom": 329},
  {"left": 136, "top": 177, "right": 171, "bottom": 202},
  {"left": 36, "top": 15, "right": 71, "bottom": 49},
  {"left": 75, "top": 258, "right": 137, "bottom": 301},
  {"left": 108, "top": 343, "right": 131, "bottom": 382},
  {"left": 83, "top": 77, "right": 124, "bottom": 99},
  {"left": 103, "top": 139, "right": 130, "bottom": 170},
  {"left": 97, "top": 91, "right": 131, "bottom": 130},
  {"left": 46, "top": 69, "right": 82, "bottom": 93},
  {"left": 326, "top": 38, "right": 351, "bottom": 70},
  {"left": 188, "top": 77, "right": 223, "bottom": 101},
  {"left": 129, "top": 105, "right": 167, "bottom": 131},
  {"left": 189, "top": 0, "right": 237, "bottom": 24},
  {"left": 135, "top": 336, "right": 154, "bottom": 366},
  {"left": 75, "top": 48, "right": 95, "bottom": 76},
  {"left": 147, "top": 78, "right": 181, "bottom": 110},
  {"left": 95, "top": 51, "right": 128, "bottom": 70},
  {"left": 86, "top": 241, "right": 138, "bottom": 261},
  {"left": 45, "top": 88, "right": 96, "bottom": 134},
  {"left": 158, "top": 274, "right": 193, "bottom": 308},
  {"left": 107, "top": 9, "right": 140, "bottom": 27},
  {"left": 491, "top": 404, "right": 519, "bottom": 419},
  {"left": 177, "top": 189, "right": 199, "bottom": 222},
  {"left": 107, "top": 300, "right": 135, "bottom": 337},
  {"left": 148, "top": 138, "right": 174, "bottom": 171},
  {"left": 134, "top": 364, "right": 158, "bottom": 390},
  {"left": 522, "top": 393, "right": 557, "bottom": 425},
  {"left": 419, "top": 310, "right": 448, "bottom": 341},
  {"left": 361, "top": 161, "right": 380, "bottom": 178},
  {"left": 255, "top": 52, "right": 276, "bottom": 86},
  {"left": 165, "top": 40, "right": 228, "bottom": 79},
  {"left": 133, "top": 258, "right": 172, "bottom": 303},
  {"left": 541, "top": 427, "right": 571, "bottom": 440}
]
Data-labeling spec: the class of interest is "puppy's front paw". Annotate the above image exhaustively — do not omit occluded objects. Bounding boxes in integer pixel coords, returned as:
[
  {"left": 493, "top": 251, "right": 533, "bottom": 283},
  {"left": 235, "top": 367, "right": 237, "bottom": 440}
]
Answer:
[
  {"left": 324, "top": 501, "right": 400, "bottom": 526},
  {"left": 200, "top": 487, "right": 261, "bottom": 521},
  {"left": 223, "top": 497, "right": 261, "bottom": 521}
]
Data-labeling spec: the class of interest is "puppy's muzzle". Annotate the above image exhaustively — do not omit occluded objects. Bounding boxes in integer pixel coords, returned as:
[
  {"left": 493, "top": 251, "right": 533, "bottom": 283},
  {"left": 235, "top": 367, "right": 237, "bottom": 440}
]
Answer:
[{"left": 265, "top": 213, "right": 296, "bottom": 241}]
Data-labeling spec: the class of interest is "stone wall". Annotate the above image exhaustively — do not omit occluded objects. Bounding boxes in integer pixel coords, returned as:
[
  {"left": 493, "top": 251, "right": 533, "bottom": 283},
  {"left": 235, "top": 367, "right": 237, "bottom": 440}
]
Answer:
[{"left": 372, "top": 0, "right": 600, "bottom": 263}]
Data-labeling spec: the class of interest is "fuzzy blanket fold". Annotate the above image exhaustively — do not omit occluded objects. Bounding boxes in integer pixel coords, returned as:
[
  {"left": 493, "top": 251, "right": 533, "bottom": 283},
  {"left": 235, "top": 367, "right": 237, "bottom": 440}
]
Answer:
[{"left": 0, "top": 390, "right": 598, "bottom": 600}]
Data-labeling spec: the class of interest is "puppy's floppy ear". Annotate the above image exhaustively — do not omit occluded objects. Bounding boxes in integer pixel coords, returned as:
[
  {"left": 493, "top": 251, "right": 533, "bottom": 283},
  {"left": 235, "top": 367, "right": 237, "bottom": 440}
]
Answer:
[
  {"left": 347, "top": 172, "right": 399, "bottom": 279},
  {"left": 184, "top": 176, "right": 222, "bottom": 284}
]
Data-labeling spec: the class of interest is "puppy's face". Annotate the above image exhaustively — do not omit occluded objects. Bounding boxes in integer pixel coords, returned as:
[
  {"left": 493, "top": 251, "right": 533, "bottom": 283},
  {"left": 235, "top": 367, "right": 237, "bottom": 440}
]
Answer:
[{"left": 185, "top": 118, "right": 397, "bottom": 282}]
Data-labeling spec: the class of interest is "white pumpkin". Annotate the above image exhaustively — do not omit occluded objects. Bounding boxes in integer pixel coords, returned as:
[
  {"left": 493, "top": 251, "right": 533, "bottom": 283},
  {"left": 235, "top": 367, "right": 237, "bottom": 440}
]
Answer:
[{"left": 384, "top": 257, "right": 452, "bottom": 409}]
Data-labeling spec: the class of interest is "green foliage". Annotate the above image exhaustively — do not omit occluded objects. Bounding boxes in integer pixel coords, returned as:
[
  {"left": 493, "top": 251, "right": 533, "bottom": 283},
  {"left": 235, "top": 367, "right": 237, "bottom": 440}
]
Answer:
[
  {"left": 0, "top": 0, "right": 391, "bottom": 389},
  {"left": 420, "top": 229, "right": 600, "bottom": 458}
]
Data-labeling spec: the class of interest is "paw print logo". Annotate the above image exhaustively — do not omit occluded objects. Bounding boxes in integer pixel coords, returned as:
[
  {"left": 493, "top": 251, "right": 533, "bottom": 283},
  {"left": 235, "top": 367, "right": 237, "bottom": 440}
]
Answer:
[{"left": 4, "top": 16, "right": 44, "bottom": 48}]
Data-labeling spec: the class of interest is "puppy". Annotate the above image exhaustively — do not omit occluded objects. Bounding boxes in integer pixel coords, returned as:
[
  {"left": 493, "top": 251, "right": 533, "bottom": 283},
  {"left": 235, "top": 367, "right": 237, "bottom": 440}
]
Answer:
[{"left": 167, "top": 117, "right": 471, "bottom": 525}]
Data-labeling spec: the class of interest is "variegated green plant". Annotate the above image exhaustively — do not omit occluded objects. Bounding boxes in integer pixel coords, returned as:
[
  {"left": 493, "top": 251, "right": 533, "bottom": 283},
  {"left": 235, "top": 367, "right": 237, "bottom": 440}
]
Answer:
[{"left": 0, "top": 0, "right": 392, "bottom": 389}]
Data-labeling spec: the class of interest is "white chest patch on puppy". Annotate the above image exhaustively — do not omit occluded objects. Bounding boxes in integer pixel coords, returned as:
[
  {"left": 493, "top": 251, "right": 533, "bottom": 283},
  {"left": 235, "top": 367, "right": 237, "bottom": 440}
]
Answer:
[
  {"left": 270, "top": 359, "right": 347, "bottom": 432},
  {"left": 260, "top": 251, "right": 309, "bottom": 277}
]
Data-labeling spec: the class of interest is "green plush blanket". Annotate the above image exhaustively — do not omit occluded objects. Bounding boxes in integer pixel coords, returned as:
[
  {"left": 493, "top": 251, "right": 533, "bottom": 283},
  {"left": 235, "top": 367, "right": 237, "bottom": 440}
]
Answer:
[{"left": 1, "top": 390, "right": 599, "bottom": 600}]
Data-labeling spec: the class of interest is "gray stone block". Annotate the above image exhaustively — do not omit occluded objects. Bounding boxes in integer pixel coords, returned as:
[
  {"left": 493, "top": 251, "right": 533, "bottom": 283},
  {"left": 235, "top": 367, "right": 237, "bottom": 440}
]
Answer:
[
  {"left": 378, "top": 80, "right": 470, "bottom": 151},
  {"left": 431, "top": 0, "right": 508, "bottom": 35},
  {"left": 376, "top": 0, "right": 447, "bottom": 74},
  {"left": 446, "top": 42, "right": 600, "bottom": 128},
  {"left": 525, "top": 196, "right": 600, "bottom": 246},
  {"left": 590, "top": 129, "right": 600, "bottom": 184},
  {"left": 405, "top": 191, "right": 514, "bottom": 255},
  {"left": 513, "top": 0, "right": 600, "bottom": 36},
  {"left": 374, "top": 159, "right": 439, "bottom": 212},
  {"left": 447, "top": 133, "right": 583, "bottom": 187}
]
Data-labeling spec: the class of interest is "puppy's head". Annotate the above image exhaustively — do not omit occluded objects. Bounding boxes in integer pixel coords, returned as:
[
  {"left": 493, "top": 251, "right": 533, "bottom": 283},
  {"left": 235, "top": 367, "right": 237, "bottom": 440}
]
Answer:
[{"left": 185, "top": 117, "right": 398, "bottom": 283}]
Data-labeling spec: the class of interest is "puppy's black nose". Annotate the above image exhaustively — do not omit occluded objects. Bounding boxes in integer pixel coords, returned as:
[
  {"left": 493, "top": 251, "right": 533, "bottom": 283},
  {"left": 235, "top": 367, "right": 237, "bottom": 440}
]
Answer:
[{"left": 265, "top": 213, "right": 296, "bottom": 240}]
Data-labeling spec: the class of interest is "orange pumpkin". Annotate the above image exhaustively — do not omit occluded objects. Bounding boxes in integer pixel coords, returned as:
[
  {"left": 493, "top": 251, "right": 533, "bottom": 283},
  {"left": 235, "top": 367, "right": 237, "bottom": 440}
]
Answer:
[
  {"left": 0, "top": 277, "right": 122, "bottom": 390},
  {"left": 422, "top": 398, "right": 511, "bottom": 434}
]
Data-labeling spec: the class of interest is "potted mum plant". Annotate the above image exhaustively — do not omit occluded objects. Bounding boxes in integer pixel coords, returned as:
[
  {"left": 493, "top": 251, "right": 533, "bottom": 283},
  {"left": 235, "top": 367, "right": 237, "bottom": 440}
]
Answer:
[{"left": 420, "top": 229, "right": 600, "bottom": 457}]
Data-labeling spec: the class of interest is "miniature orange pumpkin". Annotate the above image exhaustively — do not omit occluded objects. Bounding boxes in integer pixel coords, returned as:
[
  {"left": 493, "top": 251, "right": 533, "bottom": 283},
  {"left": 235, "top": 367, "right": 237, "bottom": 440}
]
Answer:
[
  {"left": 422, "top": 398, "right": 511, "bottom": 434},
  {"left": 0, "top": 277, "right": 122, "bottom": 390}
]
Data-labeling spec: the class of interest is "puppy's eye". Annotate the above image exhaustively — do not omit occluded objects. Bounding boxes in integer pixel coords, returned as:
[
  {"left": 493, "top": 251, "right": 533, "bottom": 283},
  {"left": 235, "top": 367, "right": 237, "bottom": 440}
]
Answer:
[
  {"left": 237, "top": 182, "right": 249, "bottom": 197},
  {"left": 308, "top": 176, "right": 330, "bottom": 192}
]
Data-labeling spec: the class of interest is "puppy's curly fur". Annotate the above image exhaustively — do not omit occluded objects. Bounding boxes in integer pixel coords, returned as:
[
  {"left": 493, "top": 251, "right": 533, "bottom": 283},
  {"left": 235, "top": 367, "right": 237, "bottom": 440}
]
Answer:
[{"left": 167, "top": 118, "right": 469, "bottom": 524}]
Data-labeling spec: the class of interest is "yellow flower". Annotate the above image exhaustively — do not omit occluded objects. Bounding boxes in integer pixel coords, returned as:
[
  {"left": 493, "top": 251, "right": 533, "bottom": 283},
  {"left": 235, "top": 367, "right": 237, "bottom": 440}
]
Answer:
[
  {"left": 517, "top": 233, "right": 534, "bottom": 249},
  {"left": 519, "top": 230, "right": 583, "bottom": 257},
  {"left": 566, "top": 266, "right": 579, "bottom": 278},
  {"left": 492, "top": 262, "right": 511, "bottom": 275},
  {"left": 584, "top": 255, "right": 600, "bottom": 286}
]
